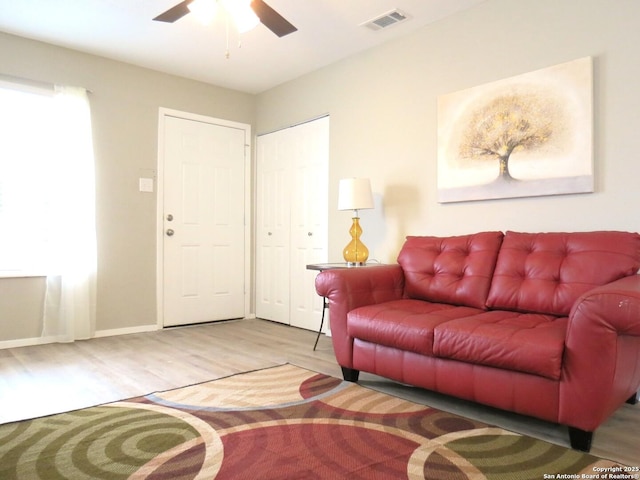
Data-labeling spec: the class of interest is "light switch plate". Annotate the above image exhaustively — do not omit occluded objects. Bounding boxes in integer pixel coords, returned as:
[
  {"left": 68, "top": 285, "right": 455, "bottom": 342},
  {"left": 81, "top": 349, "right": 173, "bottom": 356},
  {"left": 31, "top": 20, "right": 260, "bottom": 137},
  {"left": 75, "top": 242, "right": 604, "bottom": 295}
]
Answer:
[{"left": 139, "top": 177, "right": 154, "bottom": 193}]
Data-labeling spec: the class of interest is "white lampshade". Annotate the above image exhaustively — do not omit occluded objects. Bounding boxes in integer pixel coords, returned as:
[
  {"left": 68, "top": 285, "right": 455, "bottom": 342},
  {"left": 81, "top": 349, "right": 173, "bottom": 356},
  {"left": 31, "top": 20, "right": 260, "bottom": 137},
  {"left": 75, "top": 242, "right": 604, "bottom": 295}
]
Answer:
[{"left": 338, "top": 178, "right": 374, "bottom": 211}]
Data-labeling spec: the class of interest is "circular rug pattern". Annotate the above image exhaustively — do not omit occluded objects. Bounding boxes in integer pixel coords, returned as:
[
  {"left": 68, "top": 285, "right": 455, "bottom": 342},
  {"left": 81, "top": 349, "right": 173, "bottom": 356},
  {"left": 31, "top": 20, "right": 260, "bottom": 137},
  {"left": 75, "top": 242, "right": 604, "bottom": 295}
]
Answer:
[{"left": 0, "top": 364, "right": 625, "bottom": 479}]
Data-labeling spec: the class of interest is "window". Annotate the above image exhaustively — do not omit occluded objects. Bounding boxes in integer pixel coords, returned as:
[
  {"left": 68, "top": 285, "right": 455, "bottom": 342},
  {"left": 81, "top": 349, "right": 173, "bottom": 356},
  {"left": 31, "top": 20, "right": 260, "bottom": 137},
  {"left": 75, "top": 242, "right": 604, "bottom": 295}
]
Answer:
[{"left": 0, "top": 81, "right": 96, "bottom": 278}]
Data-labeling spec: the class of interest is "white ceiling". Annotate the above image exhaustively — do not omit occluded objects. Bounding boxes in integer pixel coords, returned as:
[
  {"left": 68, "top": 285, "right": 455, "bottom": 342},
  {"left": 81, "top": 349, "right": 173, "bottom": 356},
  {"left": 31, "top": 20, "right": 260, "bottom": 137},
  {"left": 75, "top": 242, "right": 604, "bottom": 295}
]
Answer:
[{"left": 0, "top": 0, "right": 486, "bottom": 94}]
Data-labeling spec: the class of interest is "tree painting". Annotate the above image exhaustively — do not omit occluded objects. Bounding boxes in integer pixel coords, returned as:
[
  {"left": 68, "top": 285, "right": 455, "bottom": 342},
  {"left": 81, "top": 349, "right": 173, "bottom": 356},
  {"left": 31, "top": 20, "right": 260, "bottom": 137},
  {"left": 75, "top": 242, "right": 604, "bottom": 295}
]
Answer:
[
  {"left": 437, "top": 57, "right": 593, "bottom": 203},
  {"left": 458, "top": 91, "right": 566, "bottom": 183}
]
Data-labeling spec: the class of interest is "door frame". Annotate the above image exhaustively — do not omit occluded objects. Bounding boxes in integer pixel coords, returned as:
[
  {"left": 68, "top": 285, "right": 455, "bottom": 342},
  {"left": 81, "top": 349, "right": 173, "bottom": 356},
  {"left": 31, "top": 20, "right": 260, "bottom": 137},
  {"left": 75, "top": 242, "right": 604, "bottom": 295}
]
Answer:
[{"left": 156, "top": 107, "right": 252, "bottom": 328}]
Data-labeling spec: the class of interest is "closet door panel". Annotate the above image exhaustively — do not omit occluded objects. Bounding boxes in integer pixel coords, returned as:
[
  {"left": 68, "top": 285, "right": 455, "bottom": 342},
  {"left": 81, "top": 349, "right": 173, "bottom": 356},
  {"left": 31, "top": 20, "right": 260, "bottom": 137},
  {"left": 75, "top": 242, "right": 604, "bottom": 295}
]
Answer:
[
  {"left": 256, "top": 117, "right": 329, "bottom": 331},
  {"left": 289, "top": 117, "right": 329, "bottom": 331},
  {"left": 255, "top": 129, "right": 290, "bottom": 323}
]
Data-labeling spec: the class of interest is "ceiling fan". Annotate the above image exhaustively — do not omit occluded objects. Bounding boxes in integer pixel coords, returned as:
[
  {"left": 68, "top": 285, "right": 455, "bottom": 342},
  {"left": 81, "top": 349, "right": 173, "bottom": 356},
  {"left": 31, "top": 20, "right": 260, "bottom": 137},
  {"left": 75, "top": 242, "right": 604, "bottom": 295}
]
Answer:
[{"left": 153, "top": 0, "right": 297, "bottom": 37}]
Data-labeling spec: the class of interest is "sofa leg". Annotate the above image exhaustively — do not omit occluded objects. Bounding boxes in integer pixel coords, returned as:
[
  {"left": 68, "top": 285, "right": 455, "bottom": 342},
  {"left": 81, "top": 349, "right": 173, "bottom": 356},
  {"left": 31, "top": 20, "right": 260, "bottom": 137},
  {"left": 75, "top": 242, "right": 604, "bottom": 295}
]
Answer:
[
  {"left": 341, "top": 367, "right": 360, "bottom": 382},
  {"left": 626, "top": 392, "right": 639, "bottom": 405},
  {"left": 568, "top": 427, "right": 593, "bottom": 452}
]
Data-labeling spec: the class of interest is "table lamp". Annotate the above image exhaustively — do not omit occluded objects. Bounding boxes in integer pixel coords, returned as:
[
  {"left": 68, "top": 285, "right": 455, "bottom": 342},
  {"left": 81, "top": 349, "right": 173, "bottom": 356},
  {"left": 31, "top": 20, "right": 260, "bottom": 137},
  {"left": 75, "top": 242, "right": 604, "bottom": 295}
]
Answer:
[{"left": 338, "top": 178, "right": 374, "bottom": 266}]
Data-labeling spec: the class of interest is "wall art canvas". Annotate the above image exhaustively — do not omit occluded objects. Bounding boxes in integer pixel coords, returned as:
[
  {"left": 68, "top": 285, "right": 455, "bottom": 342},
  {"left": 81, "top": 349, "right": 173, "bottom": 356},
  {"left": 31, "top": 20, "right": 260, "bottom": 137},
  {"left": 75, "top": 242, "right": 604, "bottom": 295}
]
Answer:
[{"left": 437, "top": 57, "right": 593, "bottom": 203}]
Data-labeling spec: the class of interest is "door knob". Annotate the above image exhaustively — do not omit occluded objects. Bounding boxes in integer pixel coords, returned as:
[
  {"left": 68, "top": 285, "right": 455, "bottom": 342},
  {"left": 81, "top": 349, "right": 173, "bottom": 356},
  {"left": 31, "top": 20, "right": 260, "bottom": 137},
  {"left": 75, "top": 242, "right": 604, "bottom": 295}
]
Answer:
[{"left": 166, "top": 229, "right": 175, "bottom": 236}]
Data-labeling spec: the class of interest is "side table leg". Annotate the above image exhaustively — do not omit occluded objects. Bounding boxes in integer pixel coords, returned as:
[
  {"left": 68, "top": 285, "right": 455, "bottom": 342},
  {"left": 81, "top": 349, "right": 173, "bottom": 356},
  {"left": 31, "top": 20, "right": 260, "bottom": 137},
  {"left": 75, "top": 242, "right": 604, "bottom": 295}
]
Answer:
[{"left": 313, "top": 297, "right": 328, "bottom": 350}]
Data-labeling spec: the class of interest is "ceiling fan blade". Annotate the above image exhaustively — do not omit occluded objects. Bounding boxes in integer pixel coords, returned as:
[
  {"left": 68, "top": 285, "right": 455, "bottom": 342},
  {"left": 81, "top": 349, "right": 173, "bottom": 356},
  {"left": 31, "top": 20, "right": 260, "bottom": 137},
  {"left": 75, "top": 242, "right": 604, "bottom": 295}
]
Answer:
[
  {"left": 250, "top": 0, "right": 297, "bottom": 37},
  {"left": 153, "top": 0, "right": 193, "bottom": 23}
]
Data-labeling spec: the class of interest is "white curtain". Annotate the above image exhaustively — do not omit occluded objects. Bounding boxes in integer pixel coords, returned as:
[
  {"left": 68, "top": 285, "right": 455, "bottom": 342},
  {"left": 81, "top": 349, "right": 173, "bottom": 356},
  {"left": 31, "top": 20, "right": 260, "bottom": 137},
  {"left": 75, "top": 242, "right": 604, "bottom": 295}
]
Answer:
[{"left": 41, "top": 86, "right": 97, "bottom": 342}]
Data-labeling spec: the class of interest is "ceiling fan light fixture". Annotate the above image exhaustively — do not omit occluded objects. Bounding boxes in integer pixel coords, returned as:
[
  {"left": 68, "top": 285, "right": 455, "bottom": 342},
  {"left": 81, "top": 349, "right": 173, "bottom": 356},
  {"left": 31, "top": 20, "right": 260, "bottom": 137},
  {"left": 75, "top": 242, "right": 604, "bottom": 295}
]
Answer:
[
  {"left": 188, "top": 0, "right": 218, "bottom": 25},
  {"left": 222, "top": 0, "right": 260, "bottom": 33},
  {"left": 152, "top": 0, "right": 297, "bottom": 38}
]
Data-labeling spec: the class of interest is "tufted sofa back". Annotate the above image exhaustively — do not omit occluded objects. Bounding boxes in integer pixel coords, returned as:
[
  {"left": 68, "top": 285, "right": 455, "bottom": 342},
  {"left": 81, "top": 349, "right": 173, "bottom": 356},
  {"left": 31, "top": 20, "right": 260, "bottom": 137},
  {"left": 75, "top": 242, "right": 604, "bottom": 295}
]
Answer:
[
  {"left": 486, "top": 231, "right": 640, "bottom": 316},
  {"left": 397, "top": 231, "right": 504, "bottom": 309}
]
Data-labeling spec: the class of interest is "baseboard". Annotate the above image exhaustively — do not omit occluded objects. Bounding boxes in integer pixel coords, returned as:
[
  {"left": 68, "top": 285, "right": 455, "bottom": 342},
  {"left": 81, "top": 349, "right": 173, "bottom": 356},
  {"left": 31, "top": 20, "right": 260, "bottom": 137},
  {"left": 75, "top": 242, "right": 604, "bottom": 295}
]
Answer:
[
  {"left": 0, "top": 335, "right": 66, "bottom": 350},
  {"left": 1, "top": 320, "right": 256, "bottom": 349},
  {"left": 0, "top": 324, "right": 160, "bottom": 349},
  {"left": 94, "top": 324, "right": 159, "bottom": 338}
]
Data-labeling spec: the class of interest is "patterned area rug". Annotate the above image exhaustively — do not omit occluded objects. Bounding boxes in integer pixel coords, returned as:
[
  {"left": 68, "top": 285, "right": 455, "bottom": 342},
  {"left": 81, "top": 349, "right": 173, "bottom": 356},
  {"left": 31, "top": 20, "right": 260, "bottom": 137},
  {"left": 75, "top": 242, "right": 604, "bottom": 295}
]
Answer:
[{"left": 0, "top": 364, "right": 625, "bottom": 479}]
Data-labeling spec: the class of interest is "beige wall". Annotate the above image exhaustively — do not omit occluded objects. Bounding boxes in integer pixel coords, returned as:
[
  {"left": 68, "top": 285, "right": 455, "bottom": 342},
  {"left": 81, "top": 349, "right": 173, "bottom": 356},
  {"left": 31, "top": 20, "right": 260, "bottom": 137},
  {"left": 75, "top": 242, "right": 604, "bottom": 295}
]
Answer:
[
  {"left": 2, "top": 0, "right": 640, "bottom": 344},
  {"left": 255, "top": 0, "right": 640, "bottom": 264},
  {"left": 0, "top": 32, "right": 254, "bottom": 343}
]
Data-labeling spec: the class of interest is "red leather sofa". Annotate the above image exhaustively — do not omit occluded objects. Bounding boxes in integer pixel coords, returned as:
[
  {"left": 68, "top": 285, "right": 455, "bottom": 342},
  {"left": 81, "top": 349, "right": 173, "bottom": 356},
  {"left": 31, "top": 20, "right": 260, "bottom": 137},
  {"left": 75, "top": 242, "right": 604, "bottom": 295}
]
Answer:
[{"left": 315, "top": 230, "right": 640, "bottom": 451}]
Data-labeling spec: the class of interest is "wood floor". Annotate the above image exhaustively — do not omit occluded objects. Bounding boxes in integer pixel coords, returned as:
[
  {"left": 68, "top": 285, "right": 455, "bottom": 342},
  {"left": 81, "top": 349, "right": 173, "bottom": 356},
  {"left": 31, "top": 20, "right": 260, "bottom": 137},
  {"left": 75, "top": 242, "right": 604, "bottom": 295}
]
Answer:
[{"left": 1, "top": 318, "right": 638, "bottom": 465}]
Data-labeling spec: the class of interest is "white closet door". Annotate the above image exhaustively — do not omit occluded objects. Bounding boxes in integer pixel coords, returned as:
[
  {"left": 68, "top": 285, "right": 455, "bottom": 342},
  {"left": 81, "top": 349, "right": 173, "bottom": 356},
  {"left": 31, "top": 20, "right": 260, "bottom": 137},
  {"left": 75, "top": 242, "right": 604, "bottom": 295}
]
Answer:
[
  {"left": 255, "top": 128, "right": 291, "bottom": 323},
  {"left": 289, "top": 117, "right": 328, "bottom": 331},
  {"left": 256, "top": 117, "right": 328, "bottom": 329}
]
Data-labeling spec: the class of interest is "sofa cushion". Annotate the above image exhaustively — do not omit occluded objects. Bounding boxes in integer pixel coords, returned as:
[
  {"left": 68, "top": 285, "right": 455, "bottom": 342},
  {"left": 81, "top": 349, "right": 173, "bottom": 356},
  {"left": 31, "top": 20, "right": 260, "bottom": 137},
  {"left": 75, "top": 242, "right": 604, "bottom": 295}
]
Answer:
[
  {"left": 486, "top": 231, "right": 640, "bottom": 316},
  {"left": 433, "top": 311, "right": 568, "bottom": 380},
  {"left": 397, "top": 231, "right": 504, "bottom": 309},
  {"left": 347, "top": 299, "right": 483, "bottom": 356}
]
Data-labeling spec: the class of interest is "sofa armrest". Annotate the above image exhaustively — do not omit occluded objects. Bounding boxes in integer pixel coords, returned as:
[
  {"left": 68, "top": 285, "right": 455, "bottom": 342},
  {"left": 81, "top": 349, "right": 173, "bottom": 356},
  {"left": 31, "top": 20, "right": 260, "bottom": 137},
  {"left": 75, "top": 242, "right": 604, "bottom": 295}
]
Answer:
[
  {"left": 315, "top": 265, "right": 405, "bottom": 367},
  {"left": 560, "top": 274, "right": 640, "bottom": 431}
]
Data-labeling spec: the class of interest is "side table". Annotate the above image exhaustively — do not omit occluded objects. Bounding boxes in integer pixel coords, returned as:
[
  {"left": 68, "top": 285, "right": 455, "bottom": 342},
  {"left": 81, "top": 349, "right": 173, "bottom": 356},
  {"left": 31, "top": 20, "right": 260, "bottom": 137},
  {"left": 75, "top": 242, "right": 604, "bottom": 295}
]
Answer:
[{"left": 306, "top": 262, "right": 383, "bottom": 350}]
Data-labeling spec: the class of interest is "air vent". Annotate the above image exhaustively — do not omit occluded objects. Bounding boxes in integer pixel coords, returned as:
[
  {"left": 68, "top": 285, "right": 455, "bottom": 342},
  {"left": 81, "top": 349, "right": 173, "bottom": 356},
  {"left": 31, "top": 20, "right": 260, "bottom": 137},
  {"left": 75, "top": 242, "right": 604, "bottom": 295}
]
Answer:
[{"left": 362, "top": 9, "right": 410, "bottom": 31}]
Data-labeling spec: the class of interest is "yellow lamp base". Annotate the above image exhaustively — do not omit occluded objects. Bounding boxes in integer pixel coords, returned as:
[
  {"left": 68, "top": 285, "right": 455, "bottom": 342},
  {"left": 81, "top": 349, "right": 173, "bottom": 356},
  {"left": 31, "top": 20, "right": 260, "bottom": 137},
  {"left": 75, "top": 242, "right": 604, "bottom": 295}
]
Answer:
[{"left": 343, "top": 217, "right": 369, "bottom": 265}]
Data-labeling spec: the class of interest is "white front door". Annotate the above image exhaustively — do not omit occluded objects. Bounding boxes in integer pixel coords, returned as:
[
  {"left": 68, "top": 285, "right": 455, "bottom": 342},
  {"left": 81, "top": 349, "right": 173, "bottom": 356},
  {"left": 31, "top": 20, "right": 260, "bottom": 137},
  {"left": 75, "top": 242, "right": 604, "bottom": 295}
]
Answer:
[{"left": 159, "top": 111, "right": 248, "bottom": 327}]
